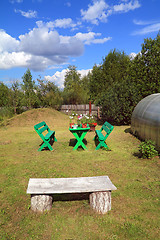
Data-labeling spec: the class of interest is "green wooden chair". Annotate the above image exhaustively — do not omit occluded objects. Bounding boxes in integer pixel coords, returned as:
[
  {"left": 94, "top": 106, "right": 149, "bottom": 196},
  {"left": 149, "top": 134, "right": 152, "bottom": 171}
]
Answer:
[
  {"left": 34, "top": 121, "right": 57, "bottom": 151},
  {"left": 94, "top": 121, "right": 114, "bottom": 150}
]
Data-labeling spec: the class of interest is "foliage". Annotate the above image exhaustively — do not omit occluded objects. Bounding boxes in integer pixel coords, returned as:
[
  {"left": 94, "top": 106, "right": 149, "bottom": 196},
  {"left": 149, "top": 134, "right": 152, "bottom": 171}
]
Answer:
[
  {"left": 129, "top": 32, "right": 160, "bottom": 98},
  {"left": 91, "top": 34, "right": 160, "bottom": 125},
  {"left": 63, "top": 65, "right": 89, "bottom": 104},
  {"left": 102, "top": 49, "right": 131, "bottom": 85},
  {"left": 89, "top": 50, "right": 131, "bottom": 102},
  {"left": 0, "top": 82, "right": 12, "bottom": 107},
  {"left": 138, "top": 140, "right": 158, "bottom": 159},
  {"left": 21, "top": 69, "right": 39, "bottom": 109},
  {"left": 69, "top": 112, "right": 96, "bottom": 125},
  {"left": 69, "top": 111, "right": 77, "bottom": 123},
  {"left": 81, "top": 114, "right": 96, "bottom": 124},
  {"left": 89, "top": 64, "right": 104, "bottom": 102},
  {"left": 0, "top": 106, "right": 14, "bottom": 122},
  {"left": 11, "top": 81, "right": 24, "bottom": 114},
  {"left": 36, "top": 78, "right": 63, "bottom": 109},
  {"left": 96, "top": 77, "right": 140, "bottom": 125}
]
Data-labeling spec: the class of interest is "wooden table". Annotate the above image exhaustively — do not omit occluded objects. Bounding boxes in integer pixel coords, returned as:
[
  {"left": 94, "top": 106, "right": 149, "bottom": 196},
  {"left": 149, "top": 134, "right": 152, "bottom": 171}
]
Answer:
[{"left": 69, "top": 125, "right": 90, "bottom": 150}]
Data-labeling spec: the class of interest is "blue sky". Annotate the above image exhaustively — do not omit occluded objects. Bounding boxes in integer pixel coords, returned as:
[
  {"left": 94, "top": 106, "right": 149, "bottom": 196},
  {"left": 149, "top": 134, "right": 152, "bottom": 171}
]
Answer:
[{"left": 0, "top": 0, "right": 160, "bottom": 88}]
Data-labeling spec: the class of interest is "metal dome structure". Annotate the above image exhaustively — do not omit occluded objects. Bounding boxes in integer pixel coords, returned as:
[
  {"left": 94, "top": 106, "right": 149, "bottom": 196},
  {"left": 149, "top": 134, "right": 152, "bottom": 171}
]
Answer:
[{"left": 131, "top": 93, "right": 160, "bottom": 149}]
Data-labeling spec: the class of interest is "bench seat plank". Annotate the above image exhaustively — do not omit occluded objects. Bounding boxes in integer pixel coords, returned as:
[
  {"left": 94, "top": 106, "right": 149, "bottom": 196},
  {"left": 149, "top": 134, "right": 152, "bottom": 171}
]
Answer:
[
  {"left": 95, "top": 130, "right": 105, "bottom": 140},
  {"left": 27, "top": 176, "right": 117, "bottom": 194},
  {"left": 44, "top": 131, "right": 54, "bottom": 140}
]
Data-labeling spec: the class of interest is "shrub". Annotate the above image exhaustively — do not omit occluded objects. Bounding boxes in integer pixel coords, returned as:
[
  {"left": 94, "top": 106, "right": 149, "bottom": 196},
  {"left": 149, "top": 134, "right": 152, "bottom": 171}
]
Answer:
[
  {"left": 0, "top": 107, "right": 14, "bottom": 122},
  {"left": 138, "top": 140, "right": 158, "bottom": 159}
]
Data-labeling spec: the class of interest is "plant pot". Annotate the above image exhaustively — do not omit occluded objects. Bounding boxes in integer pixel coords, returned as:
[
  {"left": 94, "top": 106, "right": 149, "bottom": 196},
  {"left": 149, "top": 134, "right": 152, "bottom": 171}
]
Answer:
[
  {"left": 70, "top": 123, "right": 75, "bottom": 128},
  {"left": 82, "top": 123, "right": 88, "bottom": 128}
]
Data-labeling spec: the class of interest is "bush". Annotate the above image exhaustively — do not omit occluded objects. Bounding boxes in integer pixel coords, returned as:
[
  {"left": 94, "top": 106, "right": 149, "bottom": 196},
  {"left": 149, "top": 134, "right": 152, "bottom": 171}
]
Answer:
[
  {"left": 138, "top": 140, "right": 158, "bottom": 159},
  {"left": 0, "top": 107, "right": 14, "bottom": 122}
]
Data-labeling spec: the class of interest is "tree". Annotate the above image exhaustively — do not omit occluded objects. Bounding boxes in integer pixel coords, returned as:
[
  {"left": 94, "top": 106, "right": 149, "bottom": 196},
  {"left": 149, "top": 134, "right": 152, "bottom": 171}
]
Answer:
[
  {"left": 96, "top": 78, "right": 141, "bottom": 125},
  {"left": 88, "top": 64, "right": 104, "bottom": 102},
  {"left": 130, "top": 33, "right": 160, "bottom": 97},
  {"left": 11, "top": 81, "right": 21, "bottom": 114},
  {"left": 36, "top": 78, "right": 63, "bottom": 109},
  {"left": 63, "top": 65, "right": 86, "bottom": 104},
  {"left": 0, "top": 82, "right": 11, "bottom": 107},
  {"left": 88, "top": 50, "right": 131, "bottom": 103},
  {"left": 21, "top": 69, "right": 38, "bottom": 109},
  {"left": 102, "top": 49, "right": 130, "bottom": 86}
]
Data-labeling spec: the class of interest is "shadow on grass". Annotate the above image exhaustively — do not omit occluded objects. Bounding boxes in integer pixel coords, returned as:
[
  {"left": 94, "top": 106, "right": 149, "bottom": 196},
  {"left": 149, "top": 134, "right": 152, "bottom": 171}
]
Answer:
[
  {"left": 52, "top": 192, "right": 90, "bottom": 202},
  {"left": 133, "top": 152, "right": 142, "bottom": 158},
  {"left": 93, "top": 136, "right": 111, "bottom": 151},
  {"left": 124, "top": 127, "right": 132, "bottom": 134},
  {"left": 39, "top": 138, "right": 56, "bottom": 151},
  {"left": 69, "top": 138, "right": 88, "bottom": 150},
  {"left": 94, "top": 136, "right": 99, "bottom": 148}
]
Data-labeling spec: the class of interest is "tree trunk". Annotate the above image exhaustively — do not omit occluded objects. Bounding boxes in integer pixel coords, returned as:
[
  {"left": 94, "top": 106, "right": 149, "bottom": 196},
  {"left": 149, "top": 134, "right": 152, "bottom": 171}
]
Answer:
[
  {"left": 31, "top": 194, "right": 53, "bottom": 212},
  {"left": 89, "top": 191, "right": 111, "bottom": 214}
]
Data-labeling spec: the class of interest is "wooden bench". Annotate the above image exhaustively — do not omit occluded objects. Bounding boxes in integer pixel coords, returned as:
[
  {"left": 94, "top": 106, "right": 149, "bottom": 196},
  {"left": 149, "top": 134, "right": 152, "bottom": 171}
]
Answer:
[
  {"left": 34, "top": 121, "right": 57, "bottom": 151},
  {"left": 94, "top": 121, "right": 114, "bottom": 150},
  {"left": 27, "top": 176, "right": 117, "bottom": 214}
]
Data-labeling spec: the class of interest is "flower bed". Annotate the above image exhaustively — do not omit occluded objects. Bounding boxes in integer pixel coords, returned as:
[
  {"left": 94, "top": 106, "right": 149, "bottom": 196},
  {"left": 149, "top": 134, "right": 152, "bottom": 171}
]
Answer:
[{"left": 69, "top": 112, "right": 97, "bottom": 130}]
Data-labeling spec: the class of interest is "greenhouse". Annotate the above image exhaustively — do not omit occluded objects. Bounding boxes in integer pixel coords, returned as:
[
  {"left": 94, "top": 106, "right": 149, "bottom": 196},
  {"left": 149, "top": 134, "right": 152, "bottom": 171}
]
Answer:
[{"left": 131, "top": 93, "right": 160, "bottom": 149}]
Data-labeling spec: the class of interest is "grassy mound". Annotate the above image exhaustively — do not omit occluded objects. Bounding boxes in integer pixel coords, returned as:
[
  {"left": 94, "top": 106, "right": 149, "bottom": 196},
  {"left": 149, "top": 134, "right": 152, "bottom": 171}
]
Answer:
[{"left": 6, "top": 108, "right": 69, "bottom": 128}]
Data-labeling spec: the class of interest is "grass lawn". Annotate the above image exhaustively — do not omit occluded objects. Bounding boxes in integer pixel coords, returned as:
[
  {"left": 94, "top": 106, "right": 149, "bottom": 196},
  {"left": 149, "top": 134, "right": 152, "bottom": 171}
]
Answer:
[{"left": 0, "top": 108, "right": 159, "bottom": 240}]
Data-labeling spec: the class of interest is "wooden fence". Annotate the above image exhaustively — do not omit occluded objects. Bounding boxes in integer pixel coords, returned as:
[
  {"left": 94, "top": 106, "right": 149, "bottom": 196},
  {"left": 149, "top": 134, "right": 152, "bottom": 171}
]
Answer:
[{"left": 60, "top": 104, "right": 99, "bottom": 116}]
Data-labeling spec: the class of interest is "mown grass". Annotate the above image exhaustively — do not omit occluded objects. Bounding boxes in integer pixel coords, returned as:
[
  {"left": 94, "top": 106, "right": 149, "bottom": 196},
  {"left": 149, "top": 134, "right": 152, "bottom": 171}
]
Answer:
[{"left": 0, "top": 108, "right": 159, "bottom": 240}]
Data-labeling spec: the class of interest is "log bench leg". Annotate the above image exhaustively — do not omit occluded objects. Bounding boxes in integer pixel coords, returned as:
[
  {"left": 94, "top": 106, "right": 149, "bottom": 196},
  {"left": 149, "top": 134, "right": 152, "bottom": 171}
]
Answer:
[
  {"left": 89, "top": 191, "right": 111, "bottom": 214},
  {"left": 31, "top": 194, "right": 53, "bottom": 212}
]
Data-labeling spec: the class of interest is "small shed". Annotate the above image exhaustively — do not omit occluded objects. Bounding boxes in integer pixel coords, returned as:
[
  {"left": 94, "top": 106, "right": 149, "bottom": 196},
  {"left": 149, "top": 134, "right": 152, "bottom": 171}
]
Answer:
[{"left": 131, "top": 93, "right": 160, "bottom": 149}]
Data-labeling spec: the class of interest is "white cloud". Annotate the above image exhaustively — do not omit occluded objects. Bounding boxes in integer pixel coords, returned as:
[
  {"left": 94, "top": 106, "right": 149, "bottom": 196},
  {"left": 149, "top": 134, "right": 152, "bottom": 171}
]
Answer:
[
  {"left": 75, "top": 32, "right": 112, "bottom": 45},
  {"left": 81, "top": 0, "right": 108, "bottom": 25},
  {"left": 14, "top": 9, "right": 37, "bottom": 18},
  {"left": 0, "top": 18, "right": 111, "bottom": 71},
  {"left": 44, "top": 68, "right": 91, "bottom": 88},
  {"left": 0, "top": 51, "right": 31, "bottom": 69},
  {"left": 65, "top": 2, "right": 71, "bottom": 7},
  {"left": 113, "top": 0, "right": 141, "bottom": 13},
  {"left": 0, "top": 30, "right": 19, "bottom": 53},
  {"left": 45, "top": 69, "right": 67, "bottom": 88},
  {"left": 36, "top": 19, "right": 78, "bottom": 30},
  {"left": 129, "top": 52, "right": 137, "bottom": 59},
  {"left": 19, "top": 26, "right": 84, "bottom": 57},
  {"left": 77, "top": 69, "right": 92, "bottom": 77},
  {"left": 53, "top": 18, "right": 76, "bottom": 29},
  {"left": 132, "top": 23, "right": 160, "bottom": 35},
  {"left": 133, "top": 19, "right": 159, "bottom": 25},
  {"left": 81, "top": 0, "right": 141, "bottom": 25},
  {"left": 10, "top": 0, "right": 23, "bottom": 3},
  {"left": 0, "top": 25, "right": 84, "bottom": 71},
  {"left": 0, "top": 51, "right": 56, "bottom": 71}
]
